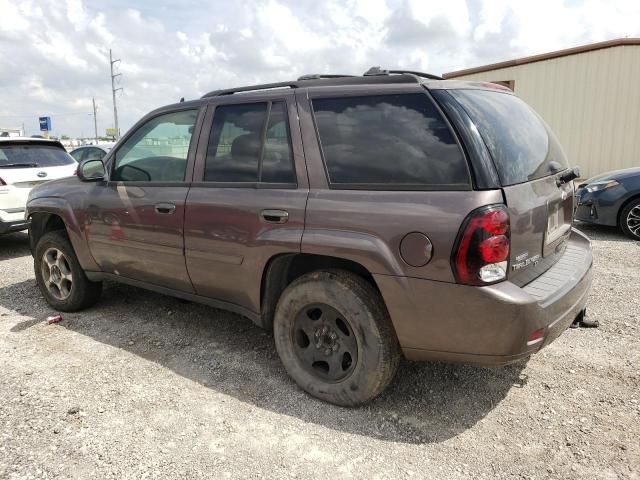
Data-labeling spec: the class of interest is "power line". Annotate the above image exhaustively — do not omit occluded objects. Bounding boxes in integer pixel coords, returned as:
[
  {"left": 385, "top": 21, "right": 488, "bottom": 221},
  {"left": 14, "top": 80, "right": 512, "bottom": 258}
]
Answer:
[{"left": 92, "top": 97, "right": 98, "bottom": 145}]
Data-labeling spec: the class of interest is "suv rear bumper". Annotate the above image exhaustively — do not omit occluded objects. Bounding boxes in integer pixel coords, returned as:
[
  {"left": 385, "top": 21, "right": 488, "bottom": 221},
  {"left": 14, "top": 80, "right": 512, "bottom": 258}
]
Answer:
[
  {"left": 375, "top": 228, "right": 593, "bottom": 365},
  {"left": 0, "top": 214, "right": 29, "bottom": 234}
]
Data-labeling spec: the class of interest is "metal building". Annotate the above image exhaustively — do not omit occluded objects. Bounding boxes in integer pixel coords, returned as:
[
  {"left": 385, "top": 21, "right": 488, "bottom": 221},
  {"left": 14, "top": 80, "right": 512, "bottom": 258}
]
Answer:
[{"left": 443, "top": 38, "right": 640, "bottom": 180}]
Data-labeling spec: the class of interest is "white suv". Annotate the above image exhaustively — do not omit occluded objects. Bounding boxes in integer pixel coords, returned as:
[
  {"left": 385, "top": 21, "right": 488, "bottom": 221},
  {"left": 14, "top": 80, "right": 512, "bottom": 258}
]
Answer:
[{"left": 0, "top": 138, "right": 77, "bottom": 234}]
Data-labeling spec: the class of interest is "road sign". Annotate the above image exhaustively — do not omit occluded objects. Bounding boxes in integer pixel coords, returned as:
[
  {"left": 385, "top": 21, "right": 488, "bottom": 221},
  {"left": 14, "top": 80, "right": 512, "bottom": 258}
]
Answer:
[
  {"left": 106, "top": 128, "right": 117, "bottom": 137},
  {"left": 39, "top": 116, "right": 51, "bottom": 131}
]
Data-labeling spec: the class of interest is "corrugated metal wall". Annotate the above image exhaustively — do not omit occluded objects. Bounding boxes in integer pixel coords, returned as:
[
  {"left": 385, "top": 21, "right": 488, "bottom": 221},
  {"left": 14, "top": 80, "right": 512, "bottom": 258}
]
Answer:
[{"left": 449, "top": 45, "right": 640, "bottom": 180}]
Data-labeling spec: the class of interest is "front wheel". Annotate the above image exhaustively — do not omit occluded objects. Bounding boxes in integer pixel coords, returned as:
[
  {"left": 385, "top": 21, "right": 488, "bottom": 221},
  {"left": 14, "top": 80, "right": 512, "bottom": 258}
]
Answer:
[
  {"left": 620, "top": 199, "right": 640, "bottom": 240},
  {"left": 34, "top": 230, "right": 102, "bottom": 312},
  {"left": 273, "top": 270, "right": 400, "bottom": 406}
]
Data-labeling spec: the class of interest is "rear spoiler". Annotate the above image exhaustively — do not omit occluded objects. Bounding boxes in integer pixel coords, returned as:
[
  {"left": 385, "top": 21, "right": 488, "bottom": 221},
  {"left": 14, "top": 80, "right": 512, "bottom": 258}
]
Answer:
[{"left": 0, "top": 139, "right": 66, "bottom": 150}]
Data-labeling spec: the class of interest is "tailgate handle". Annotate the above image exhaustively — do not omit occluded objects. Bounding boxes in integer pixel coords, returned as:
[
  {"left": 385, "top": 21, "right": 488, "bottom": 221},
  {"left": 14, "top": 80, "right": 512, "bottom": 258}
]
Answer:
[
  {"left": 261, "top": 209, "right": 289, "bottom": 223},
  {"left": 556, "top": 167, "right": 580, "bottom": 186},
  {"left": 154, "top": 203, "right": 176, "bottom": 214}
]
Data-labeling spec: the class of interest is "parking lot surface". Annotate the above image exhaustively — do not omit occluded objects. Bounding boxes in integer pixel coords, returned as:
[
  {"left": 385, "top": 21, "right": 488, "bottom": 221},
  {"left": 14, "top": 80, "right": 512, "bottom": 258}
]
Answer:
[{"left": 1, "top": 224, "right": 639, "bottom": 479}]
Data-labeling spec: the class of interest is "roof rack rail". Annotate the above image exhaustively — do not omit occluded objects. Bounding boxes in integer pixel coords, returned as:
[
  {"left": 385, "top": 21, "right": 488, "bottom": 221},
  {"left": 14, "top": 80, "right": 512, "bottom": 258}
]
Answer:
[
  {"left": 201, "top": 68, "right": 442, "bottom": 99},
  {"left": 363, "top": 66, "right": 442, "bottom": 80},
  {"left": 363, "top": 66, "right": 388, "bottom": 76},
  {"left": 297, "top": 74, "right": 355, "bottom": 81},
  {"left": 202, "top": 81, "right": 299, "bottom": 98},
  {"left": 388, "top": 69, "right": 443, "bottom": 80}
]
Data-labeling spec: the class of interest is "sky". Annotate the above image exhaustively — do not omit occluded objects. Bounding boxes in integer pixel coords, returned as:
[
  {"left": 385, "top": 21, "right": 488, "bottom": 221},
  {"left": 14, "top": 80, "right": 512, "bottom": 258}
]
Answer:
[{"left": 1, "top": 0, "right": 639, "bottom": 138}]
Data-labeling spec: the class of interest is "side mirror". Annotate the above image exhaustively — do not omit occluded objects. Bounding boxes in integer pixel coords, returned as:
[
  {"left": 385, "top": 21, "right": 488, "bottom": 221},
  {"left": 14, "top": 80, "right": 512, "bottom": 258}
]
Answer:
[{"left": 77, "top": 159, "right": 106, "bottom": 182}]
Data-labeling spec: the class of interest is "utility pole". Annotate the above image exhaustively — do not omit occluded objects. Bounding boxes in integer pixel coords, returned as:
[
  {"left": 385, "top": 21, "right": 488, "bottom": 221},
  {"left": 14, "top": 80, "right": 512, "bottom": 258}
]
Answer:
[
  {"left": 109, "top": 49, "right": 123, "bottom": 140},
  {"left": 92, "top": 97, "right": 98, "bottom": 144}
]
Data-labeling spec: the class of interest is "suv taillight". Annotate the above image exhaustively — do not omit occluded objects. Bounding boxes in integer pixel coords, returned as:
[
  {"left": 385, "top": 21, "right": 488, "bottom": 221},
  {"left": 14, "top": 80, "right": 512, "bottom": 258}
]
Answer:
[{"left": 452, "top": 205, "right": 510, "bottom": 285}]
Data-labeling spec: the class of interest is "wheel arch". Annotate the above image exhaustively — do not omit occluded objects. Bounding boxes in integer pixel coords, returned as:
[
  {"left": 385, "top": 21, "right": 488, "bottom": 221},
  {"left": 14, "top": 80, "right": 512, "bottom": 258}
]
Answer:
[
  {"left": 259, "top": 253, "right": 382, "bottom": 331},
  {"left": 27, "top": 198, "right": 99, "bottom": 271},
  {"left": 28, "top": 212, "right": 67, "bottom": 252},
  {"left": 617, "top": 193, "right": 640, "bottom": 226}
]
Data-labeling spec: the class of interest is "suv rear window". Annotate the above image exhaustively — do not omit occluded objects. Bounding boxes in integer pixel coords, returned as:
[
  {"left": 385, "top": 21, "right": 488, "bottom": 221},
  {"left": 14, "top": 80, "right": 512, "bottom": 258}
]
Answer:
[
  {"left": 448, "top": 89, "right": 569, "bottom": 186},
  {"left": 0, "top": 144, "right": 74, "bottom": 168},
  {"left": 312, "top": 94, "right": 469, "bottom": 189}
]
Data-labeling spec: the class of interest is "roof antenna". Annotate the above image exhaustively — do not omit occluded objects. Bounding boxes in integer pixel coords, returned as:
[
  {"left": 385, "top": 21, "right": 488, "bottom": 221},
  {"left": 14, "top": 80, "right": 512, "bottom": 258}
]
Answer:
[{"left": 179, "top": 97, "right": 185, "bottom": 103}]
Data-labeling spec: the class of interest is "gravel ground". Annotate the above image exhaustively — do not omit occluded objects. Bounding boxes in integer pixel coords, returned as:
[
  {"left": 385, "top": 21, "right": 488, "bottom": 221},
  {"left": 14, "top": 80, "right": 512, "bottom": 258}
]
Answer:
[{"left": 0, "top": 224, "right": 639, "bottom": 479}]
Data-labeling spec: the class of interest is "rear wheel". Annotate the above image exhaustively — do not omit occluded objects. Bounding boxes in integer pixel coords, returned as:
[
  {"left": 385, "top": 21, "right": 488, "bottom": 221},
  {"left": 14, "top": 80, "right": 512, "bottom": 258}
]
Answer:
[
  {"left": 273, "top": 270, "right": 400, "bottom": 406},
  {"left": 34, "top": 230, "right": 102, "bottom": 311},
  {"left": 620, "top": 199, "right": 640, "bottom": 240}
]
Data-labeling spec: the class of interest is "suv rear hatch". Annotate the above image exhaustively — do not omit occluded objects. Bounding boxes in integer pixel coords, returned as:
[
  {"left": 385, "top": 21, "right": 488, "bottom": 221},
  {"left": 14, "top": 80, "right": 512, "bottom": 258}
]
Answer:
[
  {"left": 447, "top": 88, "right": 575, "bottom": 286},
  {"left": 0, "top": 141, "right": 76, "bottom": 212}
]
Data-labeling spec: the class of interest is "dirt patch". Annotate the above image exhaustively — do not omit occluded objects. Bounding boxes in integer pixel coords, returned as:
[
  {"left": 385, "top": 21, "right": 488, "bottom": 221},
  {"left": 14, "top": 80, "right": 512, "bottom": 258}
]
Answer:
[{"left": 0, "top": 228, "right": 638, "bottom": 479}]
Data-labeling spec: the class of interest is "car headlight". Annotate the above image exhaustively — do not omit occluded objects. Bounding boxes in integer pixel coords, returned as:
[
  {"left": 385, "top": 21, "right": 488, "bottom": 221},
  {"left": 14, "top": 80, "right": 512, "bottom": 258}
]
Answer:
[{"left": 585, "top": 179, "right": 619, "bottom": 193}]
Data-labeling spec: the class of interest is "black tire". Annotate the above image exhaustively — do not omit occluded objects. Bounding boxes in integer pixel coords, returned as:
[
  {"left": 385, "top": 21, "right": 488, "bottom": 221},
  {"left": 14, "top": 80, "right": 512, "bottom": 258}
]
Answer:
[
  {"left": 273, "top": 270, "right": 401, "bottom": 406},
  {"left": 619, "top": 198, "right": 640, "bottom": 240},
  {"left": 34, "top": 230, "right": 102, "bottom": 312}
]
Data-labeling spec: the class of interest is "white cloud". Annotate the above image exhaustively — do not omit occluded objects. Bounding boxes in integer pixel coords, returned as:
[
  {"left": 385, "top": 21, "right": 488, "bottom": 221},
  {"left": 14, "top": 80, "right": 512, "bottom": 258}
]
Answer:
[
  {"left": 408, "top": 0, "right": 471, "bottom": 37},
  {"left": 65, "top": 0, "right": 87, "bottom": 27},
  {"left": 352, "top": 0, "right": 391, "bottom": 25},
  {"left": 1, "top": 0, "right": 639, "bottom": 137},
  {"left": 0, "top": 0, "right": 31, "bottom": 37},
  {"left": 257, "top": 0, "right": 328, "bottom": 52},
  {"left": 473, "top": 0, "right": 511, "bottom": 42},
  {"left": 473, "top": 0, "right": 640, "bottom": 56}
]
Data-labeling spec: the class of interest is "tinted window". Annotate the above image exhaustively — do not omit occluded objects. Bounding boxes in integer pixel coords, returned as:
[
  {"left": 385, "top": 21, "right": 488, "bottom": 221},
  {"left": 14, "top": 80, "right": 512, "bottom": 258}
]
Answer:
[
  {"left": 0, "top": 145, "right": 75, "bottom": 168},
  {"left": 204, "top": 101, "right": 295, "bottom": 184},
  {"left": 312, "top": 94, "right": 468, "bottom": 187},
  {"left": 262, "top": 102, "right": 295, "bottom": 183},
  {"left": 112, "top": 109, "right": 198, "bottom": 182},
  {"left": 449, "top": 89, "right": 568, "bottom": 186},
  {"left": 205, "top": 103, "right": 266, "bottom": 182}
]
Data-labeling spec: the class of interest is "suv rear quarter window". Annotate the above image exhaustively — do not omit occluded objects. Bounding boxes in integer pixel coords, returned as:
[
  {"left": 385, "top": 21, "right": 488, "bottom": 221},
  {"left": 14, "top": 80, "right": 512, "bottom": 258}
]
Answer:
[
  {"left": 448, "top": 89, "right": 569, "bottom": 186},
  {"left": 311, "top": 93, "right": 469, "bottom": 189}
]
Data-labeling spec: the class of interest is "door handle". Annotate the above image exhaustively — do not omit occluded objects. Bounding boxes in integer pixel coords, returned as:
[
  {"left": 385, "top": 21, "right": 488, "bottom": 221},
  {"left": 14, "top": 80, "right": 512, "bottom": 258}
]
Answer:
[
  {"left": 155, "top": 203, "right": 176, "bottom": 214},
  {"left": 261, "top": 209, "right": 289, "bottom": 223}
]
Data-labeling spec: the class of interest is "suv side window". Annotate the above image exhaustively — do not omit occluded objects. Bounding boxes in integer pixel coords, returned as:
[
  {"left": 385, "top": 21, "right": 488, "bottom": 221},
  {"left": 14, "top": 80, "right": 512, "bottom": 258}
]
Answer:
[
  {"left": 262, "top": 102, "right": 295, "bottom": 183},
  {"left": 204, "top": 101, "right": 295, "bottom": 184},
  {"left": 111, "top": 109, "right": 199, "bottom": 182},
  {"left": 312, "top": 94, "right": 469, "bottom": 189}
]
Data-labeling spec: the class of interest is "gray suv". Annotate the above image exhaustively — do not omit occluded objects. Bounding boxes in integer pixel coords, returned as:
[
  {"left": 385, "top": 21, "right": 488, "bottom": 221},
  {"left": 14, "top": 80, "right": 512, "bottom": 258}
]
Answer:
[{"left": 26, "top": 69, "right": 592, "bottom": 406}]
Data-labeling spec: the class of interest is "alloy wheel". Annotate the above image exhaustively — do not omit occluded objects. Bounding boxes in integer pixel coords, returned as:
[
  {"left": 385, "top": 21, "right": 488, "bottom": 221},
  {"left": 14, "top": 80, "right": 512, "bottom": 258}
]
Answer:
[
  {"left": 627, "top": 204, "right": 640, "bottom": 238},
  {"left": 41, "top": 248, "right": 73, "bottom": 300}
]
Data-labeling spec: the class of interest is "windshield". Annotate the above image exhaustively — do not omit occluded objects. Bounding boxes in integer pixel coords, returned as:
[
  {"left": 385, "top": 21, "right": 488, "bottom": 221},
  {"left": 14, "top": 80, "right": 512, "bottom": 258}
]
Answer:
[
  {"left": 449, "top": 89, "right": 569, "bottom": 186},
  {"left": 0, "top": 144, "right": 75, "bottom": 168}
]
